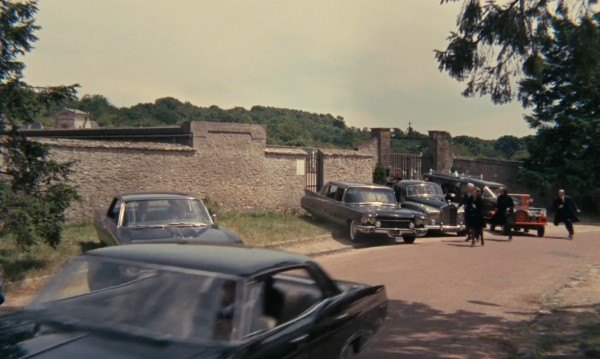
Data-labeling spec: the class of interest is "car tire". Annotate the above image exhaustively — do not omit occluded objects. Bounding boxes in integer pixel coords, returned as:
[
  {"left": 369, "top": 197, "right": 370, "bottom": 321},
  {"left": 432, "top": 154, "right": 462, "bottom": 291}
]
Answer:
[
  {"left": 347, "top": 220, "right": 362, "bottom": 242},
  {"left": 402, "top": 235, "right": 416, "bottom": 244},
  {"left": 537, "top": 227, "right": 545, "bottom": 237}
]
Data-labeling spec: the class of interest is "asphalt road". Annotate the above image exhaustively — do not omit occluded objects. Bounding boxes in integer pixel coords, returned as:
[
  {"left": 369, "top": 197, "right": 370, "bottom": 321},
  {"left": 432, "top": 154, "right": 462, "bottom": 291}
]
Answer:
[{"left": 316, "top": 224, "right": 600, "bottom": 358}]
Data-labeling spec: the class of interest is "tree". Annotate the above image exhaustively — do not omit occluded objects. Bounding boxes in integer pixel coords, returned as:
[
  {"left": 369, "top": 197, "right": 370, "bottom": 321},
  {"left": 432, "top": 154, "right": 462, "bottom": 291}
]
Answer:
[
  {"left": 437, "top": 0, "right": 599, "bottom": 201},
  {"left": 0, "top": 0, "right": 79, "bottom": 247},
  {"left": 494, "top": 135, "right": 522, "bottom": 159}
]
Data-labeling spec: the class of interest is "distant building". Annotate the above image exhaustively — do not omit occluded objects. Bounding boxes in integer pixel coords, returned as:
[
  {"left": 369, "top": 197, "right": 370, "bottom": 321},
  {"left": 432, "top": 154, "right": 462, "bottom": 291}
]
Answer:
[{"left": 54, "top": 108, "right": 99, "bottom": 129}]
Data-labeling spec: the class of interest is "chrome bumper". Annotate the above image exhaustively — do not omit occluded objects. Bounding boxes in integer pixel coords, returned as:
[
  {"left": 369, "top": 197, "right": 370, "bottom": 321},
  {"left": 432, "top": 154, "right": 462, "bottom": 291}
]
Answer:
[
  {"left": 424, "top": 223, "right": 466, "bottom": 233},
  {"left": 355, "top": 225, "right": 428, "bottom": 237}
]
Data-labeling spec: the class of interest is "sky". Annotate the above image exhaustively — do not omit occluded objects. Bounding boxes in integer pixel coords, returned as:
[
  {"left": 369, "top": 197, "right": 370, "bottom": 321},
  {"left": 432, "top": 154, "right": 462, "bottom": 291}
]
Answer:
[{"left": 23, "top": 0, "right": 534, "bottom": 139}]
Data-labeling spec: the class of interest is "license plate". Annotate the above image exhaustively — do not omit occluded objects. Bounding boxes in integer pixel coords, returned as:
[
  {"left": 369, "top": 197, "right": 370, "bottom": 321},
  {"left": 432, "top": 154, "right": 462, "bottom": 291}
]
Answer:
[{"left": 389, "top": 230, "right": 401, "bottom": 237}]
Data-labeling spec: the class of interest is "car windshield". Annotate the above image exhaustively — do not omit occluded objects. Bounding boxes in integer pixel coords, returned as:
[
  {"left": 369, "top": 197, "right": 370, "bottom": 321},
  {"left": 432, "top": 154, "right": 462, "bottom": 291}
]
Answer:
[
  {"left": 405, "top": 183, "right": 444, "bottom": 199},
  {"left": 123, "top": 198, "right": 211, "bottom": 227},
  {"left": 344, "top": 188, "right": 397, "bottom": 204},
  {"left": 29, "top": 257, "right": 241, "bottom": 343}
]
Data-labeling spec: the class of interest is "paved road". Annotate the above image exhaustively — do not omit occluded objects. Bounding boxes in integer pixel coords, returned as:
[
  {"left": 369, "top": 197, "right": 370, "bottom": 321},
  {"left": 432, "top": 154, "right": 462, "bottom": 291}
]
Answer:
[{"left": 316, "top": 225, "right": 600, "bottom": 358}]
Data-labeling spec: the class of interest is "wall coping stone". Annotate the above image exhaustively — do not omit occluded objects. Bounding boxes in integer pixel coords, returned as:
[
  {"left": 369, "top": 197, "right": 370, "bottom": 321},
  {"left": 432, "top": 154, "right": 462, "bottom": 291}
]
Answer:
[
  {"left": 34, "top": 138, "right": 196, "bottom": 152},
  {"left": 320, "top": 148, "right": 373, "bottom": 158},
  {"left": 265, "top": 147, "right": 307, "bottom": 156}
]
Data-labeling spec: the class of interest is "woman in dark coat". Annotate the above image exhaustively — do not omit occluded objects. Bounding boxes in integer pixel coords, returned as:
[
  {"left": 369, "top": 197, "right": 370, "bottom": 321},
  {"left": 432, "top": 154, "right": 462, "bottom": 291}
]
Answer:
[
  {"left": 491, "top": 187, "right": 515, "bottom": 240},
  {"left": 466, "top": 187, "right": 485, "bottom": 246}
]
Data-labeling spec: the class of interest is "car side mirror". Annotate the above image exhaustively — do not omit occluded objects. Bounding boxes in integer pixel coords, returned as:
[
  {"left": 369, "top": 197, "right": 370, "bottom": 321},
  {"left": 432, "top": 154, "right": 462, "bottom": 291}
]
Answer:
[{"left": 211, "top": 213, "right": 218, "bottom": 223}]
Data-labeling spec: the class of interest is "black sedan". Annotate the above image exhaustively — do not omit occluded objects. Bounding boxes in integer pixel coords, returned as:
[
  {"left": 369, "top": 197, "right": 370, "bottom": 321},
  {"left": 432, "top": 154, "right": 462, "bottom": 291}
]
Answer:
[
  {"left": 0, "top": 244, "right": 387, "bottom": 358},
  {"left": 301, "top": 181, "right": 427, "bottom": 243},
  {"left": 394, "top": 180, "right": 466, "bottom": 235},
  {"left": 94, "top": 192, "right": 243, "bottom": 246}
]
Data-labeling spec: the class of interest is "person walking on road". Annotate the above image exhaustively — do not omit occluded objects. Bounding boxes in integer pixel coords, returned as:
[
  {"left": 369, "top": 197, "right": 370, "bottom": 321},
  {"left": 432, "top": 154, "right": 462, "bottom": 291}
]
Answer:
[
  {"left": 467, "top": 187, "right": 485, "bottom": 247},
  {"left": 459, "top": 183, "right": 475, "bottom": 241},
  {"left": 491, "top": 187, "right": 515, "bottom": 240},
  {"left": 552, "top": 189, "right": 581, "bottom": 239}
]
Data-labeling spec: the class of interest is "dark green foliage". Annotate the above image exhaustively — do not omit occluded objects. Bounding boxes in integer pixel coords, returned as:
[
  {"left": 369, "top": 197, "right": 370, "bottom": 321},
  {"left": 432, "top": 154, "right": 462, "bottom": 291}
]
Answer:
[
  {"left": 0, "top": 0, "right": 79, "bottom": 247},
  {"left": 390, "top": 127, "right": 428, "bottom": 154},
  {"left": 439, "top": 1, "right": 599, "bottom": 209},
  {"left": 373, "top": 162, "right": 388, "bottom": 185},
  {"left": 40, "top": 96, "right": 372, "bottom": 149}
]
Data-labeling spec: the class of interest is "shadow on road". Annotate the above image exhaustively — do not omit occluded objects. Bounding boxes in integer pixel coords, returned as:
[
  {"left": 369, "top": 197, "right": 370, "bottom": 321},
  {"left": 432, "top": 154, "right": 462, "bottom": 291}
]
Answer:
[{"left": 360, "top": 299, "right": 523, "bottom": 358}]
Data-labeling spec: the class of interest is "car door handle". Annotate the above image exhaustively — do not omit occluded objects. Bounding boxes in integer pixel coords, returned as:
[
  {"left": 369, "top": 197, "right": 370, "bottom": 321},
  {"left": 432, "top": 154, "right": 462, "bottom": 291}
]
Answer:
[{"left": 289, "top": 334, "right": 308, "bottom": 344}]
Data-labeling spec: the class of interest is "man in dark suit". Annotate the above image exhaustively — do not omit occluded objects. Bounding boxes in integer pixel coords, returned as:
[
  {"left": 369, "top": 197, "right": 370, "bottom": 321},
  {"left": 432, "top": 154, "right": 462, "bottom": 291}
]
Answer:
[
  {"left": 459, "top": 183, "right": 475, "bottom": 241},
  {"left": 552, "top": 189, "right": 581, "bottom": 239}
]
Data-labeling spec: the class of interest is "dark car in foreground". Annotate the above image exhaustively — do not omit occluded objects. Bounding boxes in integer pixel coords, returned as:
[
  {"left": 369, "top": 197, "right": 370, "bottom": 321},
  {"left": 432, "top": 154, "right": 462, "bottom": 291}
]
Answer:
[
  {"left": 94, "top": 192, "right": 243, "bottom": 246},
  {"left": 301, "top": 181, "right": 427, "bottom": 243},
  {"left": 394, "top": 180, "right": 466, "bottom": 235},
  {"left": 0, "top": 244, "right": 387, "bottom": 358}
]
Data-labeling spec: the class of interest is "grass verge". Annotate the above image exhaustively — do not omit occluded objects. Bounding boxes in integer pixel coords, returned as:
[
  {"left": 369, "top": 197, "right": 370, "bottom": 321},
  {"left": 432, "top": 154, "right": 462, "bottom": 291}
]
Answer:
[
  {"left": 0, "top": 223, "right": 102, "bottom": 283},
  {"left": 218, "top": 212, "right": 334, "bottom": 246},
  {"left": 0, "top": 212, "right": 335, "bottom": 283}
]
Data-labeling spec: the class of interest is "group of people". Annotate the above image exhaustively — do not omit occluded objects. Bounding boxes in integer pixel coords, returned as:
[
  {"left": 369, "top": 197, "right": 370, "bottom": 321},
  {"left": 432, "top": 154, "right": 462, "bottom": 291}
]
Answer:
[{"left": 459, "top": 184, "right": 581, "bottom": 246}]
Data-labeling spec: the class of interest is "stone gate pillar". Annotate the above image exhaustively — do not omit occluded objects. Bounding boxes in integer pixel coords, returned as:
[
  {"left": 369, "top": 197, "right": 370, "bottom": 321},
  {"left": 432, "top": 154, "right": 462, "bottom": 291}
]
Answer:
[
  {"left": 426, "top": 130, "right": 453, "bottom": 173},
  {"left": 370, "top": 128, "right": 391, "bottom": 167}
]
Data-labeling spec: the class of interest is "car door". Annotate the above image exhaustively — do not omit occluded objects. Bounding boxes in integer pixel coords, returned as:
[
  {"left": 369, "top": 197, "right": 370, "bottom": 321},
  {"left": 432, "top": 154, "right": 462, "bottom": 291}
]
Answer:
[
  {"left": 307, "top": 286, "right": 386, "bottom": 358},
  {"left": 96, "top": 198, "right": 122, "bottom": 245},
  {"left": 239, "top": 267, "right": 336, "bottom": 359}
]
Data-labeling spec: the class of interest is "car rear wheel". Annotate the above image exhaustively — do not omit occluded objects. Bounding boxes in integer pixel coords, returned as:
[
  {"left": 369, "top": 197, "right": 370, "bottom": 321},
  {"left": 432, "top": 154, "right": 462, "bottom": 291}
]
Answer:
[
  {"left": 537, "top": 227, "right": 545, "bottom": 237},
  {"left": 347, "top": 220, "right": 362, "bottom": 242},
  {"left": 402, "top": 235, "right": 416, "bottom": 244}
]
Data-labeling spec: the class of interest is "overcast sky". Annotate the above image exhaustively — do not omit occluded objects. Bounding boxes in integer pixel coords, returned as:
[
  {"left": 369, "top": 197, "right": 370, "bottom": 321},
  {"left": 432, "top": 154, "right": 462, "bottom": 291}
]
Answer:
[{"left": 23, "top": 0, "right": 533, "bottom": 139}]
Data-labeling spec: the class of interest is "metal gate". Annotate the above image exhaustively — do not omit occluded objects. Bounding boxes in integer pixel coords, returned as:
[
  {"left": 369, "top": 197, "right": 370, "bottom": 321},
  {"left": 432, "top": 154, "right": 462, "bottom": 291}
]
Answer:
[
  {"left": 389, "top": 153, "right": 422, "bottom": 180},
  {"left": 305, "top": 148, "right": 323, "bottom": 192}
]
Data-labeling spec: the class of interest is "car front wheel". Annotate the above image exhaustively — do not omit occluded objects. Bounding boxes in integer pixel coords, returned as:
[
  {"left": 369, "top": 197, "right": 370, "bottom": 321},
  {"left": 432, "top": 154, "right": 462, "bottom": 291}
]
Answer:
[
  {"left": 537, "top": 227, "right": 545, "bottom": 237},
  {"left": 347, "top": 220, "right": 362, "bottom": 242},
  {"left": 402, "top": 235, "right": 416, "bottom": 244}
]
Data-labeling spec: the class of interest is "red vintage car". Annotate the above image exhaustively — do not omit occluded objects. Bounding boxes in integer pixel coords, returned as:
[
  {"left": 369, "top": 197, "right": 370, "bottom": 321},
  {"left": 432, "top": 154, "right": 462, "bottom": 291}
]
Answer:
[{"left": 509, "top": 194, "right": 547, "bottom": 237}]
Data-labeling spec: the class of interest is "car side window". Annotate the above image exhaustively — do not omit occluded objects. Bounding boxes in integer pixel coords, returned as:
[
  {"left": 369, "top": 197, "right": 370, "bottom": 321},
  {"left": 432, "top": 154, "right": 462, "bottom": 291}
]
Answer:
[
  {"left": 326, "top": 186, "right": 338, "bottom": 199},
  {"left": 334, "top": 188, "right": 345, "bottom": 201},
  {"left": 243, "top": 267, "right": 326, "bottom": 337},
  {"left": 107, "top": 199, "right": 122, "bottom": 224}
]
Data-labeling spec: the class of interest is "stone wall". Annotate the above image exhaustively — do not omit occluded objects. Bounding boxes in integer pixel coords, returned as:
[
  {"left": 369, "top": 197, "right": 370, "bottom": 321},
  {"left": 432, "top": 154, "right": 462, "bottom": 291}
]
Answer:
[
  {"left": 425, "top": 131, "right": 454, "bottom": 173},
  {"left": 39, "top": 121, "right": 376, "bottom": 221},
  {"left": 453, "top": 156, "right": 524, "bottom": 191},
  {"left": 321, "top": 149, "right": 376, "bottom": 184}
]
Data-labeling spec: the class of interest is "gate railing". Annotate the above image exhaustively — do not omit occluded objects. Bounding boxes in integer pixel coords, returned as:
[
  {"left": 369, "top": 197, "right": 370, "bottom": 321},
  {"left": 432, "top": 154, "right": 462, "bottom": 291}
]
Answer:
[{"left": 389, "top": 153, "right": 423, "bottom": 180}]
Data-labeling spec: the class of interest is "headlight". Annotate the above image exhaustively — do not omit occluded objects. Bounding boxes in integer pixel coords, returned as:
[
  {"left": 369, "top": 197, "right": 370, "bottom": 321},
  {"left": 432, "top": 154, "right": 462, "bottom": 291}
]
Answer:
[
  {"left": 360, "top": 215, "right": 376, "bottom": 225},
  {"left": 409, "top": 222, "right": 416, "bottom": 229},
  {"left": 375, "top": 221, "right": 382, "bottom": 228},
  {"left": 415, "top": 217, "right": 424, "bottom": 226}
]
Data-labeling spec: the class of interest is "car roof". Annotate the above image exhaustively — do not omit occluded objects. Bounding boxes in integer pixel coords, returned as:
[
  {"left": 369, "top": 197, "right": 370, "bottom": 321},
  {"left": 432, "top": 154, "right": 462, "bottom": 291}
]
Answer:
[
  {"left": 326, "top": 181, "right": 390, "bottom": 190},
  {"left": 118, "top": 192, "right": 196, "bottom": 202},
  {"left": 423, "top": 172, "right": 504, "bottom": 187},
  {"left": 86, "top": 243, "right": 313, "bottom": 278},
  {"left": 399, "top": 180, "right": 430, "bottom": 186}
]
